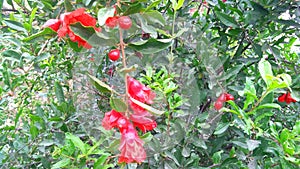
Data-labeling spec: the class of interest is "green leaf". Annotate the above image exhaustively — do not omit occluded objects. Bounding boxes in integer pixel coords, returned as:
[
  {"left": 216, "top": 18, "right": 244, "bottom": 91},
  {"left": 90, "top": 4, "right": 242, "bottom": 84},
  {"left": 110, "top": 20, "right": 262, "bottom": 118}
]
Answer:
[
  {"left": 215, "top": 11, "right": 238, "bottom": 28},
  {"left": 128, "top": 38, "right": 172, "bottom": 54},
  {"left": 142, "top": 10, "right": 166, "bottom": 26},
  {"left": 145, "top": 0, "right": 162, "bottom": 12},
  {"left": 2, "top": 50, "right": 21, "bottom": 61},
  {"left": 23, "top": 27, "right": 57, "bottom": 42},
  {"left": 214, "top": 122, "right": 230, "bottom": 135},
  {"left": 246, "top": 139, "right": 261, "bottom": 151},
  {"left": 182, "top": 146, "right": 190, "bottom": 157},
  {"left": 51, "top": 158, "right": 71, "bottom": 169},
  {"left": 171, "top": 0, "right": 184, "bottom": 11},
  {"left": 279, "top": 128, "right": 290, "bottom": 143},
  {"left": 70, "top": 22, "right": 117, "bottom": 47},
  {"left": 266, "top": 73, "right": 292, "bottom": 90},
  {"left": 66, "top": 133, "right": 86, "bottom": 154},
  {"left": 110, "top": 97, "right": 127, "bottom": 112},
  {"left": 3, "top": 20, "right": 26, "bottom": 32},
  {"left": 54, "top": 81, "right": 65, "bottom": 104},
  {"left": 258, "top": 59, "right": 273, "bottom": 87},
  {"left": 255, "top": 103, "right": 281, "bottom": 111},
  {"left": 94, "top": 154, "right": 113, "bottom": 169},
  {"left": 88, "top": 74, "right": 119, "bottom": 94},
  {"left": 29, "top": 8, "right": 38, "bottom": 25},
  {"left": 220, "top": 64, "right": 243, "bottom": 81},
  {"left": 212, "top": 150, "right": 223, "bottom": 164},
  {"left": 242, "top": 78, "right": 258, "bottom": 110},
  {"left": 30, "top": 123, "right": 39, "bottom": 139},
  {"left": 130, "top": 97, "right": 164, "bottom": 115},
  {"left": 123, "top": 2, "right": 143, "bottom": 15},
  {"left": 140, "top": 132, "right": 153, "bottom": 142},
  {"left": 64, "top": 0, "right": 73, "bottom": 12},
  {"left": 97, "top": 7, "right": 115, "bottom": 26},
  {"left": 275, "top": 19, "right": 300, "bottom": 27}
]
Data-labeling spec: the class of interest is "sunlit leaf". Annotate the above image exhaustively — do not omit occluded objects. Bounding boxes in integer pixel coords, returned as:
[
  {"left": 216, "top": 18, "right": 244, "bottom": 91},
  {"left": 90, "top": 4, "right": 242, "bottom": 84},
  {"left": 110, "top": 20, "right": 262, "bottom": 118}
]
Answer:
[{"left": 130, "top": 97, "right": 164, "bottom": 115}]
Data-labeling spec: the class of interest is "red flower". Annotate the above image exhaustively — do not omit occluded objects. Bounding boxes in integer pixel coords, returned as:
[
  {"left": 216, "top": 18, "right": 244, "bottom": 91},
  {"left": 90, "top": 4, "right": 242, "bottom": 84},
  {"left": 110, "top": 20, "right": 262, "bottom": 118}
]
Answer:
[
  {"left": 102, "top": 110, "right": 124, "bottom": 130},
  {"left": 118, "top": 124, "right": 147, "bottom": 163},
  {"left": 278, "top": 92, "right": 297, "bottom": 104},
  {"left": 225, "top": 93, "right": 234, "bottom": 101},
  {"left": 130, "top": 113, "right": 157, "bottom": 132},
  {"left": 42, "top": 19, "right": 61, "bottom": 32},
  {"left": 127, "top": 76, "right": 156, "bottom": 110},
  {"left": 127, "top": 76, "right": 157, "bottom": 132},
  {"left": 278, "top": 93, "right": 286, "bottom": 102},
  {"left": 105, "top": 16, "right": 119, "bottom": 28},
  {"left": 44, "top": 8, "right": 100, "bottom": 49}
]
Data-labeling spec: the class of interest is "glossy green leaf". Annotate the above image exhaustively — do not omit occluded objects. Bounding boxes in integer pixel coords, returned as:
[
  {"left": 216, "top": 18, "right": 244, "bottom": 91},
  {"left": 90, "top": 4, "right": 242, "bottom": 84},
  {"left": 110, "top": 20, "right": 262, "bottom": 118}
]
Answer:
[
  {"left": 215, "top": 11, "right": 238, "bottom": 28},
  {"left": 255, "top": 103, "right": 281, "bottom": 111},
  {"left": 280, "top": 128, "right": 290, "bottom": 143},
  {"left": 171, "top": 0, "right": 184, "bottom": 11},
  {"left": 214, "top": 122, "right": 230, "bottom": 135},
  {"left": 145, "top": 0, "right": 162, "bottom": 12},
  {"left": 51, "top": 158, "right": 71, "bottom": 169},
  {"left": 2, "top": 49, "right": 21, "bottom": 60},
  {"left": 258, "top": 59, "right": 273, "bottom": 87},
  {"left": 54, "top": 81, "right": 65, "bottom": 104},
  {"left": 123, "top": 2, "right": 143, "bottom": 15},
  {"left": 142, "top": 10, "right": 166, "bottom": 26},
  {"left": 212, "top": 150, "right": 223, "bottom": 164},
  {"left": 64, "top": 0, "right": 73, "bottom": 12},
  {"left": 70, "top": 22, "right": 117, "bottom": 47},
  {"left": 246, "top": 139, "right": 261, "bottom": 151},
  {"left": 130, "top": 97, "right": 164, "bottom": 115},
  {"left": 88, "top": 74, "right": 116, "bottom": 94},
  {"left": 110, "top": 97, "right": 127, "bottom": 112},
  {"left": 97, "top": 7, "right": 115, "bottom": 26},
  {"left": 3, "top": 20, "right": 26, "bottom": 32},
  {"left": 30, "top": 123, "right": 39, "bottom": 139},
  {"left": 23, "top": 27, "right": 56, "bottom": 42},
  {"left": 128, "top": 38, "right": 172, "bottom": 54},
  {"left": 140, "top": 132, "right": 153, "bottom": 142},
  {"left": 242, "top": 78, "right": 258, "bottom": 110},
  {"left": 94, "top": 154, "right": 113, "bottom": 169},
  {"left": 66, "top": 133, "right": 86, "bottom": 154}
]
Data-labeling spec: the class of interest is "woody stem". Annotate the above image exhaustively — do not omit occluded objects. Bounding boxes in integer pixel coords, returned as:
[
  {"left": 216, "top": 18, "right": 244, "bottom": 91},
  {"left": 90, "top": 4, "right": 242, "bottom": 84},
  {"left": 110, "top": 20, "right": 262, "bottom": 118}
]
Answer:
[{"left": 119, "top": 28, "right": 129, "bottom": 116}]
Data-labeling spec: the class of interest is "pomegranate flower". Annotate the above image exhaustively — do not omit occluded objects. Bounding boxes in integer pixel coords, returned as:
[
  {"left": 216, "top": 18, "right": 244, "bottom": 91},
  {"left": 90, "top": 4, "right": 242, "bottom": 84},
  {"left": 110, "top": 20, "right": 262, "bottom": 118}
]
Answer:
[
  {"left": 278, "top": 92, "right": 297, "bottom": 104},
  {"left": 130, "top": 113, "right": 157, "bottom": 132},
  {"left": 43, "top": 8, "right": 101, "bottom": 49},
  {"left": 42, "top": 19, "right": 61, "bottom": 32},
  {"left": 127, "top": 76, "right": 156, "bottom": 113},
  {"left": 118, "top": 124, "right": 146, "bottom": 163},
  {"left": 102, "top": 110, "right": 124, "bottom": 130}
]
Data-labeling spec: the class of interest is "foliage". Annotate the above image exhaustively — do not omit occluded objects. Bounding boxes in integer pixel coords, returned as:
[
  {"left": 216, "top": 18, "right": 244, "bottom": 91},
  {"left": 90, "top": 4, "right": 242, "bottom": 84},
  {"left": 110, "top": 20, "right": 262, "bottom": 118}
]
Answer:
[{"left": 0, "top": 0, "right": 300, "bottom": 168}]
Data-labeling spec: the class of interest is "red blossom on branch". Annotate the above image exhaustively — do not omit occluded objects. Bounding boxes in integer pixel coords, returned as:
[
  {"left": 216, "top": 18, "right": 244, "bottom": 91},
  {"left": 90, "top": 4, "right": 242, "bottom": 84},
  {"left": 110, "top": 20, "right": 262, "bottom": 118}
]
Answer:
[
  {"left": 101, "top": 76, "right": 158, "bottom": 163},
  {"left": 42, "top": 8, "right": 100, "bottom": 49},
  {"left": 278, "top": 92, "right": 297, "bottom": 104},
  {"left": 118, "top": 124, "right": 146, "bottom": 163}
]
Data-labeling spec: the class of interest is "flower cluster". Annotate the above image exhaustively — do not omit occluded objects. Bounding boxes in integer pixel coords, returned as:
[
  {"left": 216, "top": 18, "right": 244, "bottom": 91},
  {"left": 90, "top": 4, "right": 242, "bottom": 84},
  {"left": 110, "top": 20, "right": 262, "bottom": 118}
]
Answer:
[
  {"left": 42, "top": 8, "right": 100, "bottom": 49},
  {"left": 278, "top": 92, "right": 297, "bottom": 104},
  {"left": 102, "top": 76, "right": 157, "bottom": 163}
]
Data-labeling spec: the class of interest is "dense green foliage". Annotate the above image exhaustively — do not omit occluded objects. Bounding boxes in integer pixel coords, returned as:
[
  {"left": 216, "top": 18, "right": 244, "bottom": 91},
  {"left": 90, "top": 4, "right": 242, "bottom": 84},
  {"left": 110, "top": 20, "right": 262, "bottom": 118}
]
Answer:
[{"left": 0, "top": 0, "right": 299, "bottom": 168}]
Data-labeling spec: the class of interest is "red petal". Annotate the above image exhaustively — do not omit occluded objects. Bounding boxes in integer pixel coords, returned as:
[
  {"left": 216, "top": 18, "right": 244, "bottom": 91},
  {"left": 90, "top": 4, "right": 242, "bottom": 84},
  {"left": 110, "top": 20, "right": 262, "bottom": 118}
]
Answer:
[
  {"left": 42, "top": 19, "right": 61, "bottom": 32},
  {"left": 130, "top": 114, "right": 157, "bottom": 132},
  {"left": 217, "top": 93, "right": 226, "bottom": 102},
  {"left": 278, "top": 93, "right": 286, "bottom": 102},
  {"left": 102, "top": 110, "right": 124, "bottom": 130},
  {"left": 214, "top": 101, "right": 223, "bottom": 110},
  {"left": 225, "top": 93, "right": 234, "bottom": 101},
  {"left": 118, "top": 126, "right": 146, "bottom": 163},
  {"left": 285, "top": 92, "right": 297, "bottom": 104}
]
